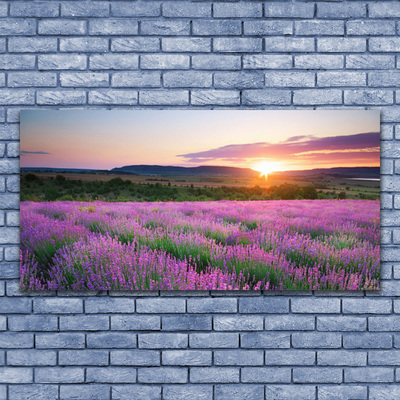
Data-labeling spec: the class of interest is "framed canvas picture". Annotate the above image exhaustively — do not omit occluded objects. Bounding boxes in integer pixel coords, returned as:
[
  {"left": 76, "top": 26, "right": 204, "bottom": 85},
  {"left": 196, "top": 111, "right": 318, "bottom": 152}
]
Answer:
[{"left": 20, "top": 110, "right": 380, "bottom": 291}]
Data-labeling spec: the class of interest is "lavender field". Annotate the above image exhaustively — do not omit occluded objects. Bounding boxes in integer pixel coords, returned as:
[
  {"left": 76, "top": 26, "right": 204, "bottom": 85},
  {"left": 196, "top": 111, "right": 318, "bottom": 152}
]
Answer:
[{"left": 20, "top": 200, "right": 380, "bottom": 291}]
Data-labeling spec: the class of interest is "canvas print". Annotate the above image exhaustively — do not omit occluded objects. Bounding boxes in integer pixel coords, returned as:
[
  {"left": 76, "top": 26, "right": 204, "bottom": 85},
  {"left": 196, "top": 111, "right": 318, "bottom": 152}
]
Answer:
[{"left": 20, "top": 110, "right": 380, "bottom": 291}]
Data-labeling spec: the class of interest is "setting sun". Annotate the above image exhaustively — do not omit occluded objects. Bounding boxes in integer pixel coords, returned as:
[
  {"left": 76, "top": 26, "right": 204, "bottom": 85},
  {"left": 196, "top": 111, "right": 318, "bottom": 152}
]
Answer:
[{"left": 252, "top": 160, "right": 284, "bottom": 178}]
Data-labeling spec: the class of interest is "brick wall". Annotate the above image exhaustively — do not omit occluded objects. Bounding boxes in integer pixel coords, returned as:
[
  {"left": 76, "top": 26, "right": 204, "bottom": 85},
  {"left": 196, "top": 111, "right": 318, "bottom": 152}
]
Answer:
[{"left": 0, "top": 1, "right": 399, "bottom": 399}]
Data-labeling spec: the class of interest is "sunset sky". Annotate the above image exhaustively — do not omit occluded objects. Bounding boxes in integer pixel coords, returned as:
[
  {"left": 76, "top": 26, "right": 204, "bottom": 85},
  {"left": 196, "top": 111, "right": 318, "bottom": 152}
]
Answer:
[{"left": 21, "top": 110, "right": 380, "bottom": 173}]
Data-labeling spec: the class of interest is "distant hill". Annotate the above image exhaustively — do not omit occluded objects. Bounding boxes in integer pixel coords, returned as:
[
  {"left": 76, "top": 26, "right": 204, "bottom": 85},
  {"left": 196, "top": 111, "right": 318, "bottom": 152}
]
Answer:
[
  {"left": 274, "top": 167, "right": 380, "bottom": 179},
  {"left": 21, "top": 167, "right": 102, "bottom": 174},
  {"left": 111, "top": 165, "right": 260, "bottom": 178}
]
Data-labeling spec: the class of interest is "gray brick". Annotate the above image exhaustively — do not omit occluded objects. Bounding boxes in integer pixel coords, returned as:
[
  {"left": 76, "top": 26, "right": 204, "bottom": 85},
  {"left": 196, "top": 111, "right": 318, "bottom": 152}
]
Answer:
[
  {"left": 265, "top": 385, "right": 316, "bottom": 400},
  {"left": 242, "top": 367, "right": 291, "bottom": 383},
  {"left": 89, "top": 19, "right": 138, "bottom": 35},
  {"left": 111, "top": 315, "right": 160, "bottom": 330},
  {"left": 244, "top": 21, "right": 293, "bottom": 36},
  {"left": 85, "top": 298, "right": 135, "bottom": 313},
  {"left": 0, "top": 54, "right": 35, "bottom": 70},
  {"left": 7, "top": 349, "right": 56, "bottom": 366},
  {"left": 317, "top": 3, "right": 366, "bottom": 19},
  {"left": 369, "top": 3, "right": 400, "bottom": 18},
  {"left": 187, "top": 298, "right": 237, "bottom": 313},
  {"left": 111, "top": 38, "right": 160, "bottom": 53},
  {"left": 190, "top": 332, "right": 238, "bottom": 348},
  {"left": 0, "top": 297, "right": 31, "bottom": 313},
  {"left": 60, "top": 38, "right": 108, "bottom": 53},
  {"left": 162, "top": 315, "right": 211, "bottom": 331},
  {"left": 39, "top": 20, "right": 86, "bottom": 35},
  {"left": 112, "top": 385, "right": 161, "bottom": 400},
  {"left": 138, "top": 367, "right": 187, "bottom": 383},
  {"left": 38, "top": 54, "right": 87, "bottom": 70},
  {"left": 9, "top": 385, "right": 58, "bottom": 400},
  {"left": 141, "top": 21, "right": 189, "bottom": 36},
  {"left": 37, "top": 90, "right": 86, "bottom": 105},
  {"left": 296, "top": 55, "right": 344, "bottom": 69},
  {"left": 190, "top": 367, "right": 239, "bottom": 383},
  {"left": 215, "top": 385, "right": 264, "bottom": 400},
  {"left": 370, "top": 386, "right": 400, "bottom": 400},
  {"left": 343, "top": 299, "right": 392, "bottom": 314},
  {"left": 110, "top": 350, "right": 159, "bottom": 366},
  {"left": 9, "top": 37, "right": 57, "bottom": 53},
  {"left": 59, "top": 350, "right": 109, "bottom": 366},
  {"left": 0, "top": 161, "right": 19, "bottom": 175},
  {"left": 86, "top": 367, "right": 136, "bottom": 383},
  {"left": 8, "top": 315, "right": 57, "bottom": 331},
  {"left": 265, "top": 315, "right": 315, "bottom": 331},
  {"left": 0, "top": 19, "right": 36, "bottom": 36},
  {"left": 60, "top": 315, "right": 109, "bottom": 331},
  {"left": 60, "top": 72, "right": 109, "bottom": 88},
  {"left": 163, "top": 385, "right": 212, "bottom": 400},
  {"left": 90, "top": 54, "right": 138, "bottom": 70},
  {"left": 162, "top": 38, "right": 210, "bottom": 53},
  {"left": 370, "top": 38, "right": 400, "bottom": 53},
  {"left": 317, "top": 316, "right": 366, "bottom": 331},
  {"left": 162, "top": 350, "right": 211, "bottom": 366},
  {"left": 112, "top": 2, "right": 159, "bottom": 17},
  {"left": 112, "top": 71, "right": 160, "bottom": 87},
  {"left": 141, "top": 55, "right": 189, "bottom": 70},
  {"left": 214, "top": 3, "right": 262, "bottom": 18},
  {"left": 318, "top": 71, "right": 366, "bottom": 87},
  {"left": 369, "top": 316, "right": 400, "bottom": 331},
  {"left": 345, "top": 367, "right": 393, "bottom": 383},
  {"left": 343, "top": 333, "right": 392, "bottom": 349},
  {"left": 8, "top": 72, "right": 56, "bottom": 88},
  {"left": 0, "top": 333, "right": 33, "bottom": 348},
  {"left": 214, "top": 350, "right": 263, "bottom": 366},
  {"left": 240, "top": 297, "right": 289, "bottom": 313},
  {"left": 265, "top": 350, "right": 315, "bottom": 366},
  {"left": 60, "top": 385, "right": 110, "bottom": 400},
  {"left": 347, "top": 20, "right": 395, "bottom": 36},
  {"left": 295, "top": 20, "right": 344, "bottom": 36},
  {"left": 293, "top": 367, "right": 342, "bottom": 383},
  {"left": 163, "top": 71, "right": 211, "bottom": 88},
  {"left": 163, "top": 3, "right": 210, "bottom": 18},
  {"left": 264, "top": 37, "right": 314, "bottom": 52},
  {"left": 242, "top": 89, "right": 291, "bottom": 105},
  {"left": 346, "top": 55, "right": 395, "bottom": 69},
  {"left": 89, "top": 90, "right": 138, "bottom": 105},
  {"left": 369, "top": 350, "right": 400, "bottom": 366},
  {"left": 140, "top": 90, "right": 188, "bottom": 105},
  {"left": 265, "top": 71, "right": 315, "bottom": 88},
  {"left": 0, "top": 368, "right": 32, "bottom": 383},
  {"left": 214, "top": 38, "right": 262, "bottom": 53},
  {"left": 345, "top": 89, "right": 393, "bottom": 105},
  {"left": 369, "top": 71, "right": 400, "bottom": 87},
  {"left": 139, "top": 333, "right": 187, "bottom": 349},
  {"left": 191, "top": 90, "right": 239, "bottom": 106},
  {"left": 62, "top": 2, "right": 110, "bottom": 17},
  {"left": 292, "top": 298, "right": 341, "bottom": 313},
  {"left": 36, "top": 333, "right": 85, "bottom": 349},
  {"left": 35, "top": 367, "right": 84, "bottom": 383},
  {"left": 292, "top": 333, "right": 341, "bottom": 349},
  {"left": 214, "top": 315, "right": 263, "bottom": 331},
  {"left": 193, "top": 20, "right": 241, "bottom": 36},
  {"left": 318, "top": 350, "right": 366, "bottom": 366},
  {"left": 318, "top": 385, "right": 367, "bottom": 400},
  {"left": 241, "top": 332, "right": 290, "bottom": 349},
  {"left": 264, "top": 2, "right": 314, "bottom": 18},
  {"left": 10, "top": 2, "right": 59, "bottom": 17},
  {"left": 87, "top": 332, "right": 136, "bottom": 349},
  {"left": 192, "top": 55, "right": 240, "bottom": 70},
  {"left": 318, "top": 38, "right": 366, "bottom": 53}
]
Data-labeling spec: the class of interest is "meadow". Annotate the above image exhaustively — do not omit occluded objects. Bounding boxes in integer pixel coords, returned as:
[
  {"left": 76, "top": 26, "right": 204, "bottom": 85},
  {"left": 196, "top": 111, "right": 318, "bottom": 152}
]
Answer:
[{"left": 20, "top": 199, "right": 380, "bottom": 291}]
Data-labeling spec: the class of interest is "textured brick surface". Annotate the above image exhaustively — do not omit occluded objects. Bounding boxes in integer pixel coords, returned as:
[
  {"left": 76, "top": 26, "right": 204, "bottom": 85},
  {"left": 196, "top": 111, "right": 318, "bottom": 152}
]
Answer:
[{"left": 0, "top": 1, "right": 398, "bottom": 398}]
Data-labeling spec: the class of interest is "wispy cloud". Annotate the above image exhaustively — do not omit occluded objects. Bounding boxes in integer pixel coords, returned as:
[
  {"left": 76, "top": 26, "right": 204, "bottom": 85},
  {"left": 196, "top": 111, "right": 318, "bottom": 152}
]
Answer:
[
  {"left": 21, "top": 150, "right": 50, "bottom": 155},
  {"left": 178, "top": 132, "right": 380, "bottom": 165}
]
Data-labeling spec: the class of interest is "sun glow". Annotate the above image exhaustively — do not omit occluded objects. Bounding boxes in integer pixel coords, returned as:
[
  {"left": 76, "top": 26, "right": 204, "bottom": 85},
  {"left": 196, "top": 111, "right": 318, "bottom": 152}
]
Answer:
[{"left": 252, "top": 160, "right": 284, "bottom": 178}]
